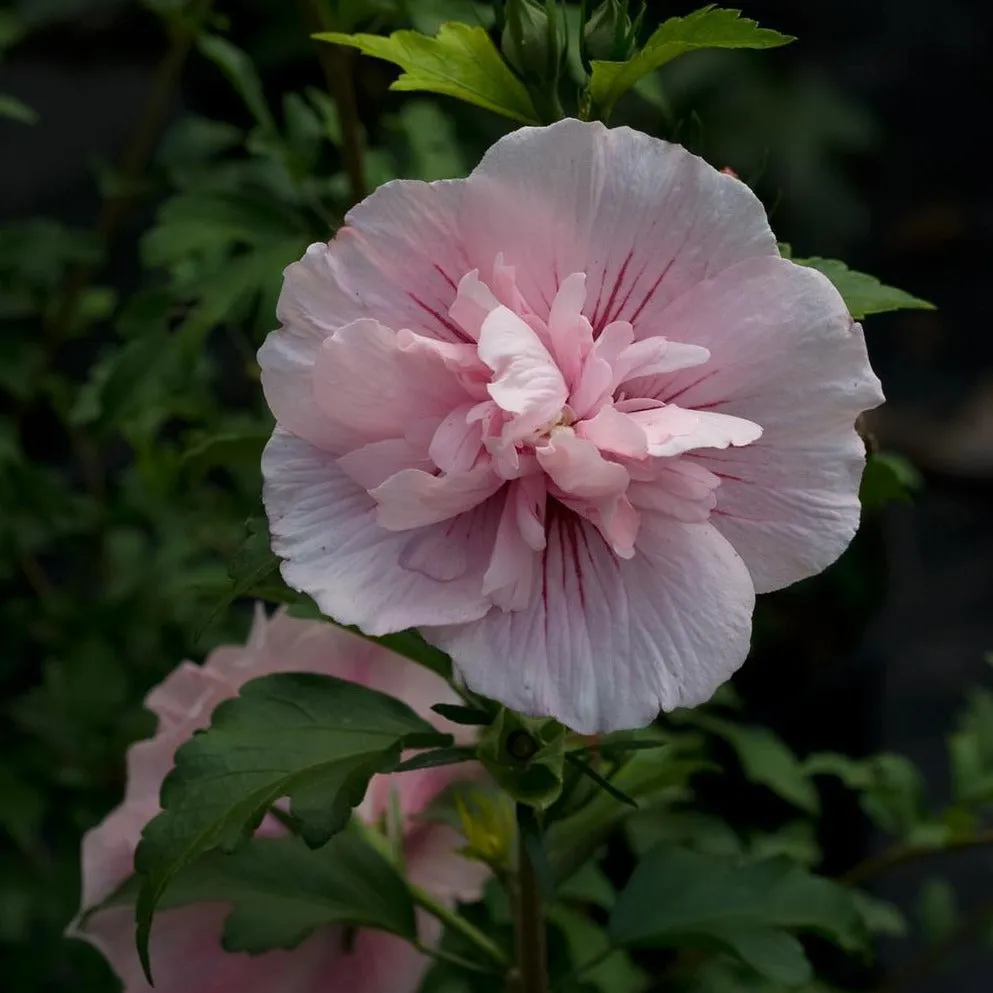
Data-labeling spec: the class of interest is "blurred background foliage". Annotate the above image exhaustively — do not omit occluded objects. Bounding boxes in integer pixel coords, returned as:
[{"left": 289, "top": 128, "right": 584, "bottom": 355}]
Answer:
[{"left": 1, "top": 0, "right": 991, "bottom": 990}]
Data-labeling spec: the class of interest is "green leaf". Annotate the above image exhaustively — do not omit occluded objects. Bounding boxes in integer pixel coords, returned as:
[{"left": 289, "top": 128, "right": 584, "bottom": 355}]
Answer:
[
  {"left": 588, "top": 7, "right": 793, "bottom": 118},
  {"left": 549, "top": 906, "right": 649, "bottom": 993},
  {"left": 315, "top": 23, "right": 539, "bottom": 124},
  {"left": 134, "top": 671, "right": 450, "bottom": 979},
  {"left": 792, "top": 257, "right": 935, "bottom": 320},
  {"left": 431, "top": 703, "right": 493, "bottom": 726},
  {"left": 859, "top": 452, "right": 922, "bottom": 511},
  {"left": 609, "top": 846, "right": 865, "bottom": 983},
  {"left": 548, "top": 735, "right": 706, "bottom": 883},
  {"left": 916, "top": 878, "right": 958, "bottom": 944},
  {"left": 851, "top": 891, "right": 907, "bottom": 938},
  {"left": 677, "top": 712, "right": 820, "bottom": 815},
  {"left": 565, "top": 753, "right": 638, "bottom": 808},
  {"left": 0, "top": 93, "right": 37, "bottom": 124},
  {"left": 197, "top": 34, "right": 277, "bottom": 132},
  {"left": 949, "top": 687, "right": 993, "bottom": 806},
  {"left": 182, "top": 428, "right": 272, "bottom": 479},
  {"left": 370, "top": 629, "right": 453, "bottom": 680},
  {"left": 627, "top": 810, "right": 744, "bottom": 859},
  {"left": 104, "top": 829, "right": 416, "bottom": 951},
  {"left": 394, "top": 745, "right": 476, "bottom": 773}
]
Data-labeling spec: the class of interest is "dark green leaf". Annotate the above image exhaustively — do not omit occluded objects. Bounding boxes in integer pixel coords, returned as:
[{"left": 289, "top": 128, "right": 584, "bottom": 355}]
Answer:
[
  {"left": 859, "top": 452, "right": 922, "bottom": 511},
  {"left": 104, "top": 829, "right": 416, "bottom": 951},
  {"left": 793, "top": 257, "right": 935, "bottom": 319},
  {"left": 589, "top": 7, "right": 793, "bottom": 118},
  {"left": 565, "top": 753, "right": 638, "bottom": 808},
  {"left": 431, "top": 703, "right": 493, "bottom": 726},
  {"left": 677, "top": 712, "right": 820, "bottom": 814},
  {"left": 134, "top": 671, "right": 450, "bottom": 979},
  {"left": 197, "top": 35, "right": 277, "bottom": 132},
  {"left": 315, "top": 23, "right": 540, "bottom": 124},
  {"left": 0, "top": 93, "right": 37, "bottom": 124},
  {"left": 549, "top": 906, "right": 649, "bottom": 993},
  {"left": 182, "top": 429, "right": 273, "bottom": 479},
  {"left": 394, "top": 745, "right": 476, "bottom": 773},
  {"left": 609, "top": 845, "right": 865, "bottom": 982},
  {"left": 368, "top": 629, "right": 453, "bottom": 681}
]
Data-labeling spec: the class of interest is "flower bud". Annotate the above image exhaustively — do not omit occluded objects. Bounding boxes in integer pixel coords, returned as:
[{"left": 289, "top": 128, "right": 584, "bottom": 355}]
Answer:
[
  {"left": 582, "top": 0, "right": 642, "bottom": 63},
  {"left": 501, "top": 0, "right": 566, "bottom": 83}
]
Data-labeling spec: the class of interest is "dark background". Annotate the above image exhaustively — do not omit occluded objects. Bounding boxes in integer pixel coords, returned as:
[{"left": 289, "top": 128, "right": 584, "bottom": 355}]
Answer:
[{"left": 1, "top": 0, "right": 991, "bottom": 990}]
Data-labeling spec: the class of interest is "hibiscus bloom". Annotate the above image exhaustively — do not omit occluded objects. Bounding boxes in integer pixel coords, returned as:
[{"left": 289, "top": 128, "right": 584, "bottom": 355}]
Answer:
[
  {"left": 260, "top": 119, "right": 883, "bottom": 734},
  {"left": 69, "top": 609, "right": 486, "bottom": 993}
]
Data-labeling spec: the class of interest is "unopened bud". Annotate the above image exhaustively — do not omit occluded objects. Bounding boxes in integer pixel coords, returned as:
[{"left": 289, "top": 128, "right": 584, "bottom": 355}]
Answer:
[{"left": 583, "top": 0, "right": 640, "bottom": 63}]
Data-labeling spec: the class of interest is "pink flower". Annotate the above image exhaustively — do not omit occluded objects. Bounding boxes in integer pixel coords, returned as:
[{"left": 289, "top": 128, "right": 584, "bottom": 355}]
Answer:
[
  {"left": 260, "top": 119, "right": 883, "bottom": 734},
  {"left": 69, "top": 609, "right": 487, "bottom": 993}
]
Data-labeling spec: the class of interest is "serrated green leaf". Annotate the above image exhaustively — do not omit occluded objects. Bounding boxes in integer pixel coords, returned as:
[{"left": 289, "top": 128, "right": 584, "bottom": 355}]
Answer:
[
  {"left": 588, "top": 7, "right": 793, "bottom": 118},
  {"left": 134, "top": 671, "right": 450, "bottom": 980},
  {"left": 859, "top": 452, "right": 922, "bottom": 511},
  {"left": 549, "top": 906, "right": 649, "bottom": 993},
  {"left": 182, "top": 429, "right": 272, "bottom": 479},
  {"left": 315, "top": 23, "right": 539, "bottom": 124},
  {"left": 102, "top": 829, "right": 416, "bottom": 950},
  {"left": 609, "top": 846, "right": 865, "bottom": 982},
  {"left": 0, "top": 93, "right": 37, "bottom": 124},
  {"left": 197, "top": 34, "right": 276, "bottom": 132},
  {"left": 678, "top": 712, "right": 820, "bottom": 815},
  {"left": 793, "top": 257, "right": 935, "bottom": 320},
  {"left": 851, "top": 890, "right": 907, "bottom": 938},
  {"left": 548, "top": 735, "right": 705, "bottom": 883}
]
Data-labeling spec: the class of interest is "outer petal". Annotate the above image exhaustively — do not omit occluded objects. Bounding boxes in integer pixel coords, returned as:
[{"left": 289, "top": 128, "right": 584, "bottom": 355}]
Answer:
[
  {"left": 460, "top": 119, "right": 776, "bottom": 329},
  {"left": 429, "top": 510, "right": 755, "bottom": 733},
  {"left": 632, "top": 256, "right": 885, "bottom": 592},
  {"left": 73, "top": 905, "right": 338, "bottom": 993},
  {"left": 263, "top": 430, "right": 497, "bottom": 632}
]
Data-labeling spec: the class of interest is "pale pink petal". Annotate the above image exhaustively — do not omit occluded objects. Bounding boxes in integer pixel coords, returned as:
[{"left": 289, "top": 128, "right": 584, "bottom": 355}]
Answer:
[
  {"left": 263, "top": 429, "right": 497, "bottom": 632},
  {"left": 568, "top": 319, "right": 634, "bottom": 417},
  {"left": 631, "top": 256, "right": 884, "bottom": 590},
  {"left": 448, "top": 268, "right": 501, "bottom": 339},
  {"left": 460, "top": 119, "right": 776, "bottom": 328},
  {"left": 537, "top": 430, "right": 629, "bottom": 500},
  {"left": 144, "top": 661, "right": 231, "bottom": 729},
  {"left": 258, "top": 243, "right": 362, "bottom": 452},
  {"left": 429, "top": 509, "right": 755, "bottom": 733},
  {"left": 429, "top": 404, "right": 484, "bottom": 473},
  {"left": 477, "top": 306, "right": 567, "bottom": 425},
  {"left": 338, "top": 438, "right": 433, "bottom": 490},
  {"left": 576, "top": 404, "right": 648, "bottom": 458},
  {"left": 482, "top": 481, "right": 542, "bottom": 610},
  {"left": 330, "top": 178, "right": 470, "bottom": 343},
  {"left": 313, "top": 320, "right": 472, "bottom": 450},
  {"left": 405, "top": 823, "right": 490, "bottom": 905},
  {"left": 612, "top": 337, "right": 711, "bottom": 386},
  {"left": 74, "top": 904, "right": 340, "bottom": 993},
  {"left": 546, "top": 272, "right": 592, "bottom": 386},
  {"left": 626, "top": 405, "right": 761, "bottom": 457},
  {"left": 370, "top": 465, "right": 504, "bottom": 531}
]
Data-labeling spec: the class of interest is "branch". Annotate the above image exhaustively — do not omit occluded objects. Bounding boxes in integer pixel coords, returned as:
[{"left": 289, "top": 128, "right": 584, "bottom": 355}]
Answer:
[
  {"left": 842, "top": 828, "right": 993, "bottom": 886},
  {"left": 49, "top": 0, "right": 213, "bottom": 339},
  {"left": 296, "top": 0, "right": 366, "bottom": 204}
]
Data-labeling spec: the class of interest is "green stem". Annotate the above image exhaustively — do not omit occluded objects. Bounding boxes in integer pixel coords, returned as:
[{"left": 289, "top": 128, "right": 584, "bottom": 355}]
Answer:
[
  {"left": 415, "top": 941, "right": 502, "bottom": 976},
  {"left": 515, "top": 805, "right": 549, "bottom": 993},
  {"left": 410, "top": 883, "right": 510, "bottom": 970},
  {"left": 297, "top": 0, "right": 366, "bottom": 204},
  {"left": 842, "top": 827, "right": 993, "bottom": 886}
]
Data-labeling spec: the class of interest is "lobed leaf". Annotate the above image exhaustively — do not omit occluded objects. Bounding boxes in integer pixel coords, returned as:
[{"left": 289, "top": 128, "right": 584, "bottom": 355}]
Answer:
[
  {"left": 793, "top": 256, "right": 935, "bottom": 319},
  {"left": 134, "top": 672, "right": 450, "bottom": 979},
  {"left": 315, "top": 23, "right": 539, "bottom": 124},
  {"left": 589, "top": 7, "right": 793, "bottom": 119}
]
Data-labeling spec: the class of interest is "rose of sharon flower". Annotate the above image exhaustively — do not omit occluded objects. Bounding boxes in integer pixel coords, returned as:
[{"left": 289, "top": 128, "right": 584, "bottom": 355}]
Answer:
[
  {"left": 69, "top": 609, "right": 487, "bottom": 993},
  {"left": 260, "top": 119, "right": 884, "bottom": 734}
]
